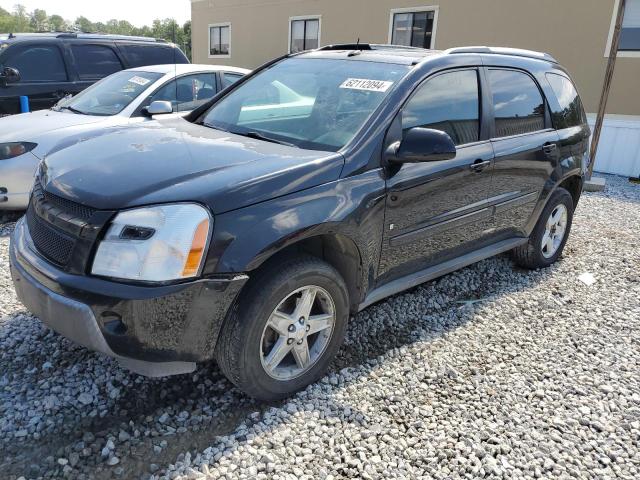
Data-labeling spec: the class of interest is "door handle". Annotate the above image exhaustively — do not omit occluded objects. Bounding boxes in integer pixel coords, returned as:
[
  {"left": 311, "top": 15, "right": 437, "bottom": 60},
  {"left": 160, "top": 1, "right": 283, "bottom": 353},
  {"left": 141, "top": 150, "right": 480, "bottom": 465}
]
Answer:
[
  {"left": 469, "top": 159, "right": 491, "bottom": 172},
  {"left": 542, "top": 143, "right": 557, "bottom": 155}
]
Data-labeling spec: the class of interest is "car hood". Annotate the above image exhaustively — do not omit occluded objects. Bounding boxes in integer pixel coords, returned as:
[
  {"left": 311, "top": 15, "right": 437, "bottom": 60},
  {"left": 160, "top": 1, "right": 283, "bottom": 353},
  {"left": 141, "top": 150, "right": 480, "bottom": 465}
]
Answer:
[
  {"left": 0, "top": 109, "right": 107, "bottom": 147},
  {"left": 40, "top": 118, "right": 345, "bottom": 214}
]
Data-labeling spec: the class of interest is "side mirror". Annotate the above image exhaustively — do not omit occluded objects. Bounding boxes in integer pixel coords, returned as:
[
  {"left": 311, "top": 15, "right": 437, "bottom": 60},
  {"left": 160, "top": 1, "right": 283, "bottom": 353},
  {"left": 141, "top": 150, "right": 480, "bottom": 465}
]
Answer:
[
  {"left": 0, "top": 66, "right": 21, "bottom": 86},
  {"left": 142, "top": 100, "right": 173, "bottom": 117},
  {"left": 387, "top": 127, "right": 457, "bottom": 164}
]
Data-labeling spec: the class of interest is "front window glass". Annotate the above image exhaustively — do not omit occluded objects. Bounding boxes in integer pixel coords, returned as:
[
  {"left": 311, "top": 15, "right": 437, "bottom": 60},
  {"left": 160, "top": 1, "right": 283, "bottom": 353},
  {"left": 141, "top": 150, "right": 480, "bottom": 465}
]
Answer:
[
  {"left": 56, "top": 70, "right": 162, "bottom": 116},
  {"left": 488, "top": 69, "right": 545, "bottom": 138},
  {"left": 149, "top": 73, "right": 218, "bottom": 112},
  {"left": 402, "top": 70, "right": 480, "bottom": 146},
  {"left": 203, "top": 58, "right": 409, "bottom": 152},
  {"left": 4, "top": 45, "right": 67, "bottom": 82}
]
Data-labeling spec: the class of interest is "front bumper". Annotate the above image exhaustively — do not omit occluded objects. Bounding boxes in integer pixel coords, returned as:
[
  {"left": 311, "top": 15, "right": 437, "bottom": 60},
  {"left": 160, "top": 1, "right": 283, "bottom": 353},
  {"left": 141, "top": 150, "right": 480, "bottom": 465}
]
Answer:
[{"left": 10, "top": 217, "right": 248, "bottom": 377}]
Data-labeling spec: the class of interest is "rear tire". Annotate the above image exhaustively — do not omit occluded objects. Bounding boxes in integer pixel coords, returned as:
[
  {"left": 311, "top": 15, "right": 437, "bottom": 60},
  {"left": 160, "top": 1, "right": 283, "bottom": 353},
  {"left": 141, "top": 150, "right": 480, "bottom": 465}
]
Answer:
[
  {"left": 215, "top": 255, "right": 349, "bottom": 401},
  {"left": 512, "top": 187, "right": 574, "bottom": 269}
]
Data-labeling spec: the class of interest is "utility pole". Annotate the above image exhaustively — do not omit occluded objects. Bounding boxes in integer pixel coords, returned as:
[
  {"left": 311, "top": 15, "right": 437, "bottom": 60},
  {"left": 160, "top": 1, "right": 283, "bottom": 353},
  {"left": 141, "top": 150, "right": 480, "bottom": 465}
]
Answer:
[{"left": 588, "top": 0, "right": 626, "bottom": 179}]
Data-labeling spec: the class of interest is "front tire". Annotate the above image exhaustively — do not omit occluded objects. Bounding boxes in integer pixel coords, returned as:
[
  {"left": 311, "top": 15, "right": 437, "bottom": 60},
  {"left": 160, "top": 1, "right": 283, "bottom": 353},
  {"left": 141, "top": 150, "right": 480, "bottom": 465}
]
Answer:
[
  {"left": 215, "top": 255, "right": 349, "bottom": 401},
  {"left": 512, "top": 187, "right": 574, "bottom": 269}
]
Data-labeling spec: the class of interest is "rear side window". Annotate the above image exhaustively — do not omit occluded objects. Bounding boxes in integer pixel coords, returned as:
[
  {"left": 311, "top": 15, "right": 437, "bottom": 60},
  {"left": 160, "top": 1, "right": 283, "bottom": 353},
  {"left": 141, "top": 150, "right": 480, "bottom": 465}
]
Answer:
[
  {"left": 402, "top": 69, "right": 480, "bottom": 146},
  {"left": 120, "top": 44, "right": 187, "bottom": 67},
  {"left": 546, "top": 73, "right": 586, "bottom": 129},
  {"left": 4, "top": 45, "right": 67, "bottom": 82},
  {"left": 71, "top": 44, "right": 122, "bottom": 80},
  {"left": 489, "top": 69, "right": 545, "bottom": 138},
  {"left": 223, "top": 72, "right": 243, "bottom": 88}
]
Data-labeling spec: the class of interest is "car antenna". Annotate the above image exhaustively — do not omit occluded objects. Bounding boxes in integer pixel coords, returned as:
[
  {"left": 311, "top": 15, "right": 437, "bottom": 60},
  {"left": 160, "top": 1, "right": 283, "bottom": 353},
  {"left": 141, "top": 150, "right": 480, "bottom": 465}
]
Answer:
[{"left": 348, "top": 38, "right": 361, "bottom": 57}]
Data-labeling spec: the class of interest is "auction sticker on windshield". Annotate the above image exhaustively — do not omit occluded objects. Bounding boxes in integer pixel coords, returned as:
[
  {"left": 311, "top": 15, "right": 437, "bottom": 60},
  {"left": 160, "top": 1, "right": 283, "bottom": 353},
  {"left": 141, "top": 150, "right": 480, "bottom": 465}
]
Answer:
[
  {"left": 339, "top": 78, "right": 393, "bottom": 92},
  {"left": 128, "top": 76, "right": 152, "bottom": 86}
]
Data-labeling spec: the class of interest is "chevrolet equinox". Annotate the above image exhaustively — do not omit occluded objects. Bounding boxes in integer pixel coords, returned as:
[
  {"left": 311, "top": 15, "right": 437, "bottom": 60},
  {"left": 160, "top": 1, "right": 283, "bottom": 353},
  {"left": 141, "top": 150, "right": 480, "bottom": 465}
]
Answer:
[{"left": 10, "top": 45, "right": 590, "bottom": 400}]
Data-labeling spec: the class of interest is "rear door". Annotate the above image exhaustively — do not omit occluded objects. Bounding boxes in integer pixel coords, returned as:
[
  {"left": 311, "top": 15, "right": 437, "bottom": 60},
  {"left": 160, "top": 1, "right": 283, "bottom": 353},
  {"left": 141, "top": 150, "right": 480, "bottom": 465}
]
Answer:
[
  {"left": 0, "top": 42, "right": 70, "bottom": 112},
  {"left": 545, "top": 72, "right": 591, "bottom": 174},
  {"left": 486, "top": 68, "right": 560, "bottom": 237},
  {"left": 378, "top": 68, "right": 495, "bottom": 283}
]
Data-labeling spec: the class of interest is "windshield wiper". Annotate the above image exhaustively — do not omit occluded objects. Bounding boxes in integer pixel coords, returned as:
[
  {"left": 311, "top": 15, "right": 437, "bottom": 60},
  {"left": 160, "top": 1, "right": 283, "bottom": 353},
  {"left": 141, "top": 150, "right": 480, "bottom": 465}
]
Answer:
[
  {"left": 60, "top": 105, "right": 88, "bottom": 115},
  {"left": 240, "top": 131, "right": 297, "bottom": 148}
]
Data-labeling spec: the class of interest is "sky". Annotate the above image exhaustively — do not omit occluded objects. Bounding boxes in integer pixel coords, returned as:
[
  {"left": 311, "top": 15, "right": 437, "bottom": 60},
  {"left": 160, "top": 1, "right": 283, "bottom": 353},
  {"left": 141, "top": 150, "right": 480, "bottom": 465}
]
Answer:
[{"left": 0, "top": 0, "right": 191, "bottom": 27}]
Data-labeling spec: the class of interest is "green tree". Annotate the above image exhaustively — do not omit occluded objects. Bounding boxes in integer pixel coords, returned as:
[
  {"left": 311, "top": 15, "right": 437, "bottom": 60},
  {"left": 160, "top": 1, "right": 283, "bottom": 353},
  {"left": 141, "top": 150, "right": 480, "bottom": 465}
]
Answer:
[
  {"left": 48, "top": 14, "right": 67, "bottom": 32},
  {"left": 12, "top": 4, "right": 31, "bottom": 31},
  {"left": 30, "top": 8, "right": 48, "bottom": 31},
  {"left": 74, "top": 16, "right": 93, "bottom": 32}
]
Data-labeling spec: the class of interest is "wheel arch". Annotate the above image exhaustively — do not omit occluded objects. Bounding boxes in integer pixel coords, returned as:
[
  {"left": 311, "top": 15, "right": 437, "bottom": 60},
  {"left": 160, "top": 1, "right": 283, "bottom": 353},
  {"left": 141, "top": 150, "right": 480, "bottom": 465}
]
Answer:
[{"left": 246, "top": 232, "right": 364, "bottom": 313}]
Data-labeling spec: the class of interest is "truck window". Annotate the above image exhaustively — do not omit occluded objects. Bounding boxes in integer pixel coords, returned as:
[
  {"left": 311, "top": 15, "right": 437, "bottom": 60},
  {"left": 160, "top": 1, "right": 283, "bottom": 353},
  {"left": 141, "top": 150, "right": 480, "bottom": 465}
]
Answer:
[
  {"left": 120, "top": 44, "right": 187, "bottom": 67},
  {"left": 4, "top": 45, "right": 67, "bottom": 82},
  {"left": 71, "top": 44, "right": 123, "bottom": 80}
]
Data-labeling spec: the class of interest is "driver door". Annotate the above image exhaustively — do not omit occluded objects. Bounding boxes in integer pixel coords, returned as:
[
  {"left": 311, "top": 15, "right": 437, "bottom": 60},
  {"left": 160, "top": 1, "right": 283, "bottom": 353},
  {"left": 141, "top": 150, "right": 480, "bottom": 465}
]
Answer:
[{"left": 378, "top": 68, "right": 495, "bottom": 284}]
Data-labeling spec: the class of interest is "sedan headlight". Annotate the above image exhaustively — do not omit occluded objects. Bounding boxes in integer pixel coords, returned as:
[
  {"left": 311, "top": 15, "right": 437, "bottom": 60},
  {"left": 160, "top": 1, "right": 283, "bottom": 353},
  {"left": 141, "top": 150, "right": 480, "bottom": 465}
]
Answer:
[
  {"left": 92, "top": 203, "right": 211, "bottom": 282},
  {"left": 0, "top": 142, "right": 37, "bottom": 160}
]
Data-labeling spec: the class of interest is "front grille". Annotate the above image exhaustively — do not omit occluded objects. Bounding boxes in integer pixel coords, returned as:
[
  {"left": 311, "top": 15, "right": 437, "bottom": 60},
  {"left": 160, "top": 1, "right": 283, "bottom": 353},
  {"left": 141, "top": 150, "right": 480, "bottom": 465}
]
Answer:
[
  {"left": 26, "top": 179, "right": 101, "bottom": 268},
  {"left": 26, "top": 206, "right": 75, "bottom": 266},
  {"left": 42, "top": 189, "right": 96, "bottom": 221}
]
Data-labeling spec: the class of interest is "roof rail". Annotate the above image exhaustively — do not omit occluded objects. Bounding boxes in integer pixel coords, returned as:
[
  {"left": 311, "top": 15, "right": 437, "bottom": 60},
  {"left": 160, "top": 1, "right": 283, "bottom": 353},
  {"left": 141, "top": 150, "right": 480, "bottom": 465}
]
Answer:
[
  {"left": 318, "top": 43, "right": 374, "bottom": 51},
  {"left": 56, "top": 32, "right": 166, "bottom": 43},
  {"left": 445, "top": 46, "right": 558, "bottom": 63},
  {"left": 318, "top": 43, "right": 427, "bottom": 52}
]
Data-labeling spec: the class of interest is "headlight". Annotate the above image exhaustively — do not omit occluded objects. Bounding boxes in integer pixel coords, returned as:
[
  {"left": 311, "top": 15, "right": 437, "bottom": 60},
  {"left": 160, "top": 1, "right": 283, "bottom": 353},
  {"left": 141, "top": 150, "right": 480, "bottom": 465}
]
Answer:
[
  {"left": 92, "top": 203, "right": 211, "bottom": 282},
  {"left": 0, "top": 142, "right": 37, "bottom": 160}
]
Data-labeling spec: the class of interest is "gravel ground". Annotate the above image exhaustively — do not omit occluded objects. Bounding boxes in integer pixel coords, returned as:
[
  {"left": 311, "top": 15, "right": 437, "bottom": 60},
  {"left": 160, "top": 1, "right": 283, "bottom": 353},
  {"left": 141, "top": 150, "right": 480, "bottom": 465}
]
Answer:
[{"left": 1, "top": 174, "right": 639, "bottom": 480}]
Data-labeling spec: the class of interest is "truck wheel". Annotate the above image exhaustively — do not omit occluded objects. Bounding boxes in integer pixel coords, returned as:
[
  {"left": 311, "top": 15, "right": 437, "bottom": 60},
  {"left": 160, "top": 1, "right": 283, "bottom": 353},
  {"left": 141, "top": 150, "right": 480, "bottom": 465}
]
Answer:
[
  {"left": 512, "top": 187, "right": 574, "bottom": 269},
  {"left": 216, "top": 255, "right": 349, "bottom": 401}
]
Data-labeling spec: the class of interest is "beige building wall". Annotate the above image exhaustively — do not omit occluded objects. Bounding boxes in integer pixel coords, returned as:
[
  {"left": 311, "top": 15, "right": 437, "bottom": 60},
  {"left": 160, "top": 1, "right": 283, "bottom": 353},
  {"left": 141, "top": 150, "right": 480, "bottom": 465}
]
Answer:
[{"left": 191, "top": 0, "right": 639, "bottom": 116}]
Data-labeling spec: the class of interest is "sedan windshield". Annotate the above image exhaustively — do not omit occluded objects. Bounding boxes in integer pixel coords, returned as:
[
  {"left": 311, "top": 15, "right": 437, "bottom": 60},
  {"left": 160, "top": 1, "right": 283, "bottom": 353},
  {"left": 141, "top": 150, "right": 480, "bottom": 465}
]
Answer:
[
  {"left": 55, "top": 70, "right": 163, "bottom": 116},
  {"left": 203, "top": 58, "right": 410, "bottom": 151}
]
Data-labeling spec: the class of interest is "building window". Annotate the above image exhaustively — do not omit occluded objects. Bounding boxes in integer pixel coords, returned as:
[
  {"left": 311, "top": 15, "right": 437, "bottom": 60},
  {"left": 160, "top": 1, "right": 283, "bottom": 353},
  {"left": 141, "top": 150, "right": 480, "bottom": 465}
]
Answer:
[
  {"left": 389, "top": 7, "right": 438, "bottom": 49},
  {"left": 209, "top": 23, "right": 230, "bottom": 57},
  {"left": 620, "top": 0, "right": 640, "bottom": 51},
  {"left": 289, "top": 17, "right": 320, "bottom": 53}
]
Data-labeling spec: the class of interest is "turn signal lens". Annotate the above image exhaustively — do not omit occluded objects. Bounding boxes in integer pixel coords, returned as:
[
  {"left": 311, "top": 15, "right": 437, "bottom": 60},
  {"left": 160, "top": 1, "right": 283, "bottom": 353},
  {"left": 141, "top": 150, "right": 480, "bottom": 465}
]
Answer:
[{"left": 182, "top": 219, "right": 210, "bottom": 277}]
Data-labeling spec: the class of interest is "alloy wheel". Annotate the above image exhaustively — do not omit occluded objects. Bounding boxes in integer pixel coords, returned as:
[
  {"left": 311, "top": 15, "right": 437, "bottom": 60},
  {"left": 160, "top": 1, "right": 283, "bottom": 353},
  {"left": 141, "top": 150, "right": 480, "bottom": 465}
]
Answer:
[
  {"left": 260, "top": 285, "right": 336, "bottom": 381},
  {"left": 541, "top": 203, "right": 568, "bottom": 258}
]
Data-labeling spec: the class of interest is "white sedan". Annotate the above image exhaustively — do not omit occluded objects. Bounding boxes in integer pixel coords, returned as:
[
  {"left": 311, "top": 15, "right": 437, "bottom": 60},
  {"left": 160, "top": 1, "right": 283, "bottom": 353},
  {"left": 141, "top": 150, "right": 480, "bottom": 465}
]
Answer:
[{"left": 0, "top": 63, "right": 249, "bottom": 210}]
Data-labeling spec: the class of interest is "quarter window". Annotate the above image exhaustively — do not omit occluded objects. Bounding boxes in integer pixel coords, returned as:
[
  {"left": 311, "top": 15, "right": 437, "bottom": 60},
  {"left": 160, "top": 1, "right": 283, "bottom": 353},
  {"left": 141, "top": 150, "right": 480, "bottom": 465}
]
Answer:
[
  {"left": 402, "top": 70, "right": 480, "bottom": 146},
  {"left": 290, "top": 18, "right": 320, "bottom": 53},
  {"left": 390, "top": 9, "right": 436, "bottom": 49},
  {"left": 223, "top": 72, "right": 243, "bottom": 88},
  {"left": 620, "top": 0, "right": 640, "bottom": 51},
  {"left": 71, "top": 44, "right": 122, "bottom": 80},
  {"left": 4, "top": 45, "right": 67, "bottom": 82},
  {"left": 546, "top": 73, "right": 586, "bottom": 129},
  {"left": 209, "top": 24, "right": 230, "bottom": 56},
  {"left": 488, "top": 70, "right": 545, "bottom": 138}
]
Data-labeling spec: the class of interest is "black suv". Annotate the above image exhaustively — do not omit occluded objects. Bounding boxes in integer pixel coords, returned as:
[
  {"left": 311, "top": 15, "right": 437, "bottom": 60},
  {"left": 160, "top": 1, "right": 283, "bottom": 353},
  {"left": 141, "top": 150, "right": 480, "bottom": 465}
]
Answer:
[
  {"left": 10, "top": 45, "right": 590, "bottom": 400},
  {"left": 0, "top": 32, "right": 189, "bottom": 115}
]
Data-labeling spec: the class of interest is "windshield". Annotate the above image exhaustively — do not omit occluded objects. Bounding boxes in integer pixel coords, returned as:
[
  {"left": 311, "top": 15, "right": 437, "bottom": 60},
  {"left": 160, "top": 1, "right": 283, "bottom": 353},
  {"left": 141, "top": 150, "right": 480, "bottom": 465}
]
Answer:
[
  {"left": 55, "top": 70, "right": 163, "bottom": 116},
  {"left": 203, "top": 58, "right": 410, "bottom": 151}
]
